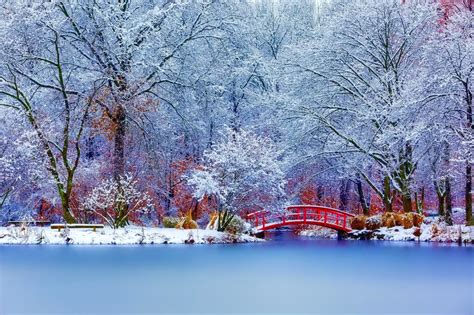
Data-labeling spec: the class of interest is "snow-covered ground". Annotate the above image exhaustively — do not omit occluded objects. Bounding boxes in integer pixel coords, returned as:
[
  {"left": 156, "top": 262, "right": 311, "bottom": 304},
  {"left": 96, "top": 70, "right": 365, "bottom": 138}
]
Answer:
[
  {"left": 349, "top": 220, "right": 474, "bottom": 243},
  {"left": 0, "top": 226, "right": 262, "bottom": 245}
]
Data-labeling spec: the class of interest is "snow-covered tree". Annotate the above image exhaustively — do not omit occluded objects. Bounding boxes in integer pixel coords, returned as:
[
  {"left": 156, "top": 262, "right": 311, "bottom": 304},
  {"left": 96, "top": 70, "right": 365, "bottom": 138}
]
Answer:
[
  {"left": 283, "top": 0, "right": 441, "bottom": 213},
  {"left": 0, "top": 0, "right": 472, "bottom": 228},
  {"left": 429, "top": 5, "right": 473, "bottom": 224},
  {"left": 187, "top": 128, "right": 286, "bottom": 231},
  {"left": 0, "top": 2, "right": 102, "bottom": 223},
  {"left": 51, "top": 0, "right": 234, "bottom": 180}
]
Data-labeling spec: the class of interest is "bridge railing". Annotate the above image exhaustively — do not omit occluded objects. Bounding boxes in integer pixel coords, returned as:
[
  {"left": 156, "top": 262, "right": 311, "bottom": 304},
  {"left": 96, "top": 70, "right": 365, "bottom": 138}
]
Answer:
[
  {"left": 287, "top": 205, "right": 355, "bottom": 218},
  {"left": 246, "top": 205, "right": 355, "bottom": 231}
]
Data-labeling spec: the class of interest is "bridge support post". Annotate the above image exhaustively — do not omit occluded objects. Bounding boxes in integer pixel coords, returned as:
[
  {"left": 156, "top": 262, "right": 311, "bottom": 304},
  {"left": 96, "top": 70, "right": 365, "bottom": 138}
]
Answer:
[{"left": 337, "top": 230, "right": 348, "bottom": 240}]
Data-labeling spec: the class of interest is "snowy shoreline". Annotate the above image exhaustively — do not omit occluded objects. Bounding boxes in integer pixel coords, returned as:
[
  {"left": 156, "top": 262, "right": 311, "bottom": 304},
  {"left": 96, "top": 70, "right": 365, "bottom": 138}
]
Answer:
[
  {"left": 0, "top": 226, "right": 262, "bottom": 245},
  {"left": 299, "top": 222, "right": 474, "bottom": 244},
  {"left": 2, "top": 222, "right": 474, "bottom": 245}
]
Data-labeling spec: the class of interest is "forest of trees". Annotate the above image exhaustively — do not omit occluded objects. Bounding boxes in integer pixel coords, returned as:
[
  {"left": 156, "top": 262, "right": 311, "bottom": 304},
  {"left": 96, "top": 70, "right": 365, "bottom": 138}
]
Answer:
[{"left": 0, "top": 0, "right": 472, "bottom": 228}]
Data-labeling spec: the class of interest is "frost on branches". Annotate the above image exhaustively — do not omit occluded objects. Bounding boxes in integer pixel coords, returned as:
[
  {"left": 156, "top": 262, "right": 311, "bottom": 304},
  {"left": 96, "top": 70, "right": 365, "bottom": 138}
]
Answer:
[
  {"left": 82, "top": 174, "right": 152, "bottom": 228},
  {"left": 0, "top": 0, "right": 472, "bottom": 229},
  {"left": 187, "top": 128, "right": 286, "bottom": 231},
  {"left": 0, "top": 125, "right": 44, "bottom": 217}
]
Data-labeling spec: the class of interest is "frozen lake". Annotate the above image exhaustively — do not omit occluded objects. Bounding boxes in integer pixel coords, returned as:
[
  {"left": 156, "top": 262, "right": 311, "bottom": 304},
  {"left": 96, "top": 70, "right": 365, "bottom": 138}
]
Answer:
[{"left": 1, "top": 231, "right": 473, "bottom": 314}]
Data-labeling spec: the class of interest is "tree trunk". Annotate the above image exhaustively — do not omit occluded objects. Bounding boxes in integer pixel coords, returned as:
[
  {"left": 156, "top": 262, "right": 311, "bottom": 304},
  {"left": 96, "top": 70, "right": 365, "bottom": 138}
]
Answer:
[
  {"left": 60, "top": 193, "right": 75, "bottom": 224},
  {"left": 356, "top": 175, "right": 369, "bottom": 215},
  {"left": 86, "top": 136, "right": 95, "bottom": 159},
  {"left": 399, "top": 168, "right": 413, "bottom": 213},
  {"left": 317, "top": 186, "right": 324, "bottom": 201},
  {"left": 420, "top": 187, "right": 425, "bottom": 212},
  {"left": 401, "top": 191, "right": 413, "bottom": 213},
  {"left": 339, "top": 179, "right": 351, "bottom": 211},
  {"left": 113, "top": 104, "right": 126, "bottom": 180},
  {"left": 189, "top": 198, "right": 199, "bottom": 220},
  {"left": 398, "top": 143, "right": 414, "bottom": 212},
  {"left": 414, "top": 187, "right": 424, "bottom": 213},
  {"left": 445, "top": 177, "right": 453, "bottom": 225},
  {"left": 0, "top": 187, "right": 13, "bottom": 210},
  {"left": 230, "top": 79, "right": 240, "bottom": 133},
  {"left": 383, "top": 176, "right": 393, "bottom": 212},
  {"left": 436, "top": 189, "right": 446, "bottom": 217},
  {"left": 165, "top": 167, "right": 174, "bottom": 216},
  {"left": 26, "top": 105, "right": 76, "bottom": 223},
  {"left": 466, "top": 162, "right": 473, "bottom": 225},
  {"left": 441, "top": 140, "right": 452, "bottom": 223},
  {"left": 464, "top": 80, "right": 473, "bottom": 225}
]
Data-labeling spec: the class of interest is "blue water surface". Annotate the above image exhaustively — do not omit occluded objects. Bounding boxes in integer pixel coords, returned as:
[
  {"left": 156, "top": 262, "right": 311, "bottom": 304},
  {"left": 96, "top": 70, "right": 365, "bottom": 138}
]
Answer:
[{"left": 0, "top": 231, "right": 473, "bottom": 315}]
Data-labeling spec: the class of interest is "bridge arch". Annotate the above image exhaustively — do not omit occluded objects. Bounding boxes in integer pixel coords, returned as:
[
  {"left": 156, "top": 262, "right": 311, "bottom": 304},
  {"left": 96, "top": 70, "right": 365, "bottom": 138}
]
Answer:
[{"left": 246, "top": 205, "right": 355, "bottom": 232}]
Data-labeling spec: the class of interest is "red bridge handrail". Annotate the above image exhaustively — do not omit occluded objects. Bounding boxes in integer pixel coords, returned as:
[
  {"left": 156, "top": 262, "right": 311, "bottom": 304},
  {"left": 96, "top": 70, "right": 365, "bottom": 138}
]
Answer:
[
  {"left": 286, "top": 205, "right": 355, "bottom": 217},
  {"left": 246, "top": 205, "right": 354, "bottom": 232}
]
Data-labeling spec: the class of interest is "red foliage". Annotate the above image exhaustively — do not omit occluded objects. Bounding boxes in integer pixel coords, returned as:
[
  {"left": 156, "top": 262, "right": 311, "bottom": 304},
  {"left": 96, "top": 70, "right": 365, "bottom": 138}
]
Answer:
[
  {"left": 300, "top": 185, "right": 318, "bottom": 205},
  {"left": 169, "top": 158, "right": 198, "bottom": 216},
  {"left": 34, "top": 199, "right": 62, "bottom": 222}
]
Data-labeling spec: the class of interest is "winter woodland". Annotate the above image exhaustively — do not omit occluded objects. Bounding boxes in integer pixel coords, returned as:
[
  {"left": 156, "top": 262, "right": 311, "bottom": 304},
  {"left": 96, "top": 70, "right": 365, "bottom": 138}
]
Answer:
[{"left": 0, "top": 0, "right": 472, "bottom": 231}]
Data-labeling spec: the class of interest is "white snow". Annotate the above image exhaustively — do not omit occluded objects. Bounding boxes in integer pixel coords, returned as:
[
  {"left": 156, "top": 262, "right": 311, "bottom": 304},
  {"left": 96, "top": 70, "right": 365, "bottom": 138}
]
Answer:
[
  {"left": 0, "top": 226, "right": 263, "bottom": 245},
  {"left": 299, "top": 226, "right": 338, "bottom": 239},
  {"left": 298, "top": 217, "right": 474, "bottom": 244},
  {"left": 349, "top": 222, "right": 474, "bottom": 243}
]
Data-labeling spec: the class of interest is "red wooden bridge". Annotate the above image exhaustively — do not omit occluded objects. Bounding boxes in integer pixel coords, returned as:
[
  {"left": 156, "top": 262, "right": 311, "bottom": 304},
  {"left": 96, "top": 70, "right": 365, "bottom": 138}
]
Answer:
[{"left": 246, "top": 205, "right": 355, "bottom": 232}]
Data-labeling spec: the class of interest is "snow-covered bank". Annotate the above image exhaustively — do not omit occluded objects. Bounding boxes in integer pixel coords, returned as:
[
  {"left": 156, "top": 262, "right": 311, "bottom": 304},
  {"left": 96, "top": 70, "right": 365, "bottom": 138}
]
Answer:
[
  {"left": 299, "top": 220, "right": 474, "bottom": 244},
  {"left": 0, "top": 226, "right": 262, "bottom": 245},
  {"left": 348, "top": 222, "right": 474, "bottom": 244}
]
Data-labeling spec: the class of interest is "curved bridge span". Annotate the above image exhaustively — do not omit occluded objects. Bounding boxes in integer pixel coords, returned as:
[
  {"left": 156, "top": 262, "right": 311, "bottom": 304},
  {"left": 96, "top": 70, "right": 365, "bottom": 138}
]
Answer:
[{"left": 246, "top": 205, "right": 355, "bottom": 232}]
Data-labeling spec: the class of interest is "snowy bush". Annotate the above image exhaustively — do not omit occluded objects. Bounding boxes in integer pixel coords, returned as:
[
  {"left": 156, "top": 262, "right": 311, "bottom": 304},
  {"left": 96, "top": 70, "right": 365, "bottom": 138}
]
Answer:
[
  {"left": 162, "top": 216, "right": 180, "bottom": 228},
  {"left": 225, "top": 215, "right": 251, "bottom": 235},
  {"left": 382, "top": 213, "right": 396, "bottom": 228},
  {"left": 175, "top": 212, "right": 199, "bottom": 229},
  {"left": 350, "top": 215, "right": 366, "bottom": 230},
  {"left": 82, "top": 174, "right": 152, "bottom": 228},
  {"left": 365, "top": 216, "right": 382, "bottom": 230},
  {"left": 402, "top": 214, "right": 414, "bottom": 229}
]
